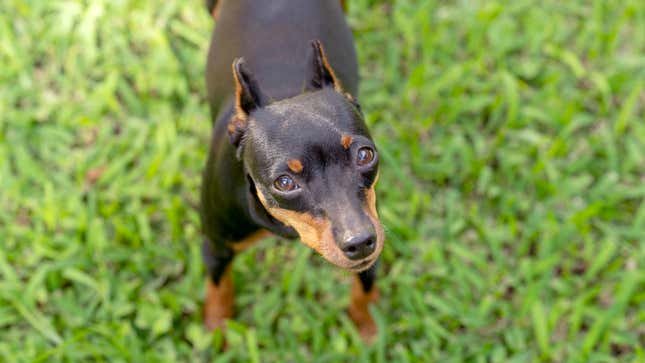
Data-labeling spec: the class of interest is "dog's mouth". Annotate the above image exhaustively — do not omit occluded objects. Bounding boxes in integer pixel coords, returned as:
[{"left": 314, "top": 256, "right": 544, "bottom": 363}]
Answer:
[
  {"left": 323, "top": 253, "right": 378, "bottom": 272},
  {"left": 348, "top": 258, "right": 376, "bottom": 272},
  {"left": 352, "top": 259, "right": 372, "bottom": 269}
]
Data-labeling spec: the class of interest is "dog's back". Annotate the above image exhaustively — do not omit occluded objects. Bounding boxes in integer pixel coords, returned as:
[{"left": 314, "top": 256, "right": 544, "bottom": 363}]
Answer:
[{"left": 205, "top": 0, "right": 358, "bottom": 124}]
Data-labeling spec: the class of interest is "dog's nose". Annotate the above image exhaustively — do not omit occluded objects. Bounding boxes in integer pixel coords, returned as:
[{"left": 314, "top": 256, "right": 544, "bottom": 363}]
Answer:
[{"left": 341, "top": 232, "right": 376, "bottom": 260}]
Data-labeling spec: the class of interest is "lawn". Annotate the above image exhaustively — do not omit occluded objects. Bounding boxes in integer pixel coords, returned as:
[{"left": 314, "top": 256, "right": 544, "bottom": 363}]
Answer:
[{"left": 1, "top": 0, "right": 644, "bottom": 361}]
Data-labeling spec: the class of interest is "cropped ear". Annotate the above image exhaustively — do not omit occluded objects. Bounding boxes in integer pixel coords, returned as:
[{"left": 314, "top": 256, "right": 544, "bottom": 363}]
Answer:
[
  {"left": 229, "top": 58, "right": 268, "bottom": 147},
  {"left": 304, "top": 40, "right": 343, "bottom": 92}
]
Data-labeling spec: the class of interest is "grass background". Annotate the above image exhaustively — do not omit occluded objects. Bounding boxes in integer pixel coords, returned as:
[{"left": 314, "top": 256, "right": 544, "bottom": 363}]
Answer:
[{"left": 1, "top": 0, "right": 644, "bottom": 361}]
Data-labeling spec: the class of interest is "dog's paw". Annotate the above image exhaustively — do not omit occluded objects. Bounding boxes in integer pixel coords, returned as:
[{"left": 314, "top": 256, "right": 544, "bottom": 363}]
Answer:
[
  {"left": 203, "top": 309, "right": 231, "bottom": 331},
  {"left": 348, "top": 307, "right": 378, "bottom": 343}
]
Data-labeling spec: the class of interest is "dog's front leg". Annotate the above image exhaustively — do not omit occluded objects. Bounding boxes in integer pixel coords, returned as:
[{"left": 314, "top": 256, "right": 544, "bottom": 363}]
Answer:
[
  {"left": 202, "top": 239, "right": 235, "bottom": 330},
  {"left": 348, "top": 262, "right": 379, "bottom": 343}
]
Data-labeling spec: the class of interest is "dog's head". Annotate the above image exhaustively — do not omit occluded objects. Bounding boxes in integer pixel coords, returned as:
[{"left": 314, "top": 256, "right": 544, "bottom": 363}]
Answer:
[{"left": 228, "top": 41, "right": 383, "bottom": 272}]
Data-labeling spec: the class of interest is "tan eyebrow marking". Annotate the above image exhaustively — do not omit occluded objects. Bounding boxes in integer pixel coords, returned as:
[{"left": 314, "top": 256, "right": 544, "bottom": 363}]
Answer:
[
  {"left": 287, "top": 159, "right": 304, "bottom": 173},
  {"left": 341, "top": 134, "right": 353, "bottom": 150}
]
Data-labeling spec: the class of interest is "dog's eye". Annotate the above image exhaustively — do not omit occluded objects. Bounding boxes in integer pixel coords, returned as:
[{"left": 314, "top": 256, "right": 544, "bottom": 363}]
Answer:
[
  {"left": 357, "top": 147, "right": 375, "bottom": 167},
  {"left": 274, "top": 175, "right": 299, "bottom": 192}
]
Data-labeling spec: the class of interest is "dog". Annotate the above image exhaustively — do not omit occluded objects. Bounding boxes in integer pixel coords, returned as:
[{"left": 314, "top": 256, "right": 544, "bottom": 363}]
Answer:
[{"left": 201, "top": 0, "right": 383, "bottom": 342}]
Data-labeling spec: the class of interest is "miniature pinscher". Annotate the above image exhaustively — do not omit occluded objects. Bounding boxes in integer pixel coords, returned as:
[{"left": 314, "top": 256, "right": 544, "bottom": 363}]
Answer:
[{"left": 200, "top": 0, "right": 383, "bottom": 341}]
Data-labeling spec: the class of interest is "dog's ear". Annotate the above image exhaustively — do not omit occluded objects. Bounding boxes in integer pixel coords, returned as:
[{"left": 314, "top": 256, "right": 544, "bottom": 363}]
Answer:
[
  {"left": 229, "top": 58, "right": 268, "bottom": 147},
  {"left": 304, "top": 40, "right": 343, "bottom": 92}
]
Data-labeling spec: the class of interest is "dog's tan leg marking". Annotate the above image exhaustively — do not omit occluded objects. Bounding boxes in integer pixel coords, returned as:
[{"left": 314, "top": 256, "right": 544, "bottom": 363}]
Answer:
[
  {"left": 348, "top": 274, "right": 379, "bottom": 343},
  {"left": 204, "top": 265, "right": 234, "bottom": 331}
]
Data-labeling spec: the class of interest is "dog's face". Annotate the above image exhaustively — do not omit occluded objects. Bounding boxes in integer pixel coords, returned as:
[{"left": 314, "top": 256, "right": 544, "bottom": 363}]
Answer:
[{"left": 228, "top": 41, "right": 383, "bottom": 272}]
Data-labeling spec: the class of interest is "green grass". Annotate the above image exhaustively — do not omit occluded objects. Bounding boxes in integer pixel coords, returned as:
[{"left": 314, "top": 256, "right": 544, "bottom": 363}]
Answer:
[{"left": 1, "top": 0, "right": 644, "bottom": 361}]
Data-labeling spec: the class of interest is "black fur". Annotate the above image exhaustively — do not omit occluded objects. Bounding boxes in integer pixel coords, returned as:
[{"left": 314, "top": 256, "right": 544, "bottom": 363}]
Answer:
[
  {"left": 358, "top": 261, "right": 378, "bottom": 293},
  {"left": 201, "top": 0, "right": 379, "bottom": 290}
]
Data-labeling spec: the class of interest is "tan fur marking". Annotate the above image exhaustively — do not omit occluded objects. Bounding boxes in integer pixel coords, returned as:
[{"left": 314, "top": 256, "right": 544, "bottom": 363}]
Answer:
[
  {"left": 231, "top": 62, "right": 248, "bottom": 121},
  {"left": 316, "top": 42, "right": 344, "bottom": 92},
  {"left": 227, "top": 114, "right": 247, "bottom": 141},
  {"left": 204, "top": 266, "right": 234, "bottom": 330},
  {"left": 363, "top": 175, "right": 385, "bottom": 268},
  {"left": 340, "top": 0, "right": 347, "bottom": 13},
  {"left": 227, "top": 229, "right": 271, "bottom": 253},
  {"left": 341, "top": 135, "right": 353, "bottom": 150},
  {"left": 256, "top": 190, "right": 353, "bottom": 268},
  {"left": 255, "top": 174, "right": 383, "bottom": 272},
  {"left": 348, "top": 275, "right": 379, "bottom": 343},
  {"left": 365, "top": 186, "right": 379, "bottom": 220},
  {"left": 364, "top": 190, "right": 384, "bottom": 260},
  {"left": 287, "top": 159, "right": 304, "bottom": 173}
]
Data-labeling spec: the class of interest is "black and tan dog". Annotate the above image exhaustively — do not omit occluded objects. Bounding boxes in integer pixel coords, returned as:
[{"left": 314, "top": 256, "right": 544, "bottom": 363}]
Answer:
[{"left": 201, "top": 0, "right": 383, "bottom": 341}]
